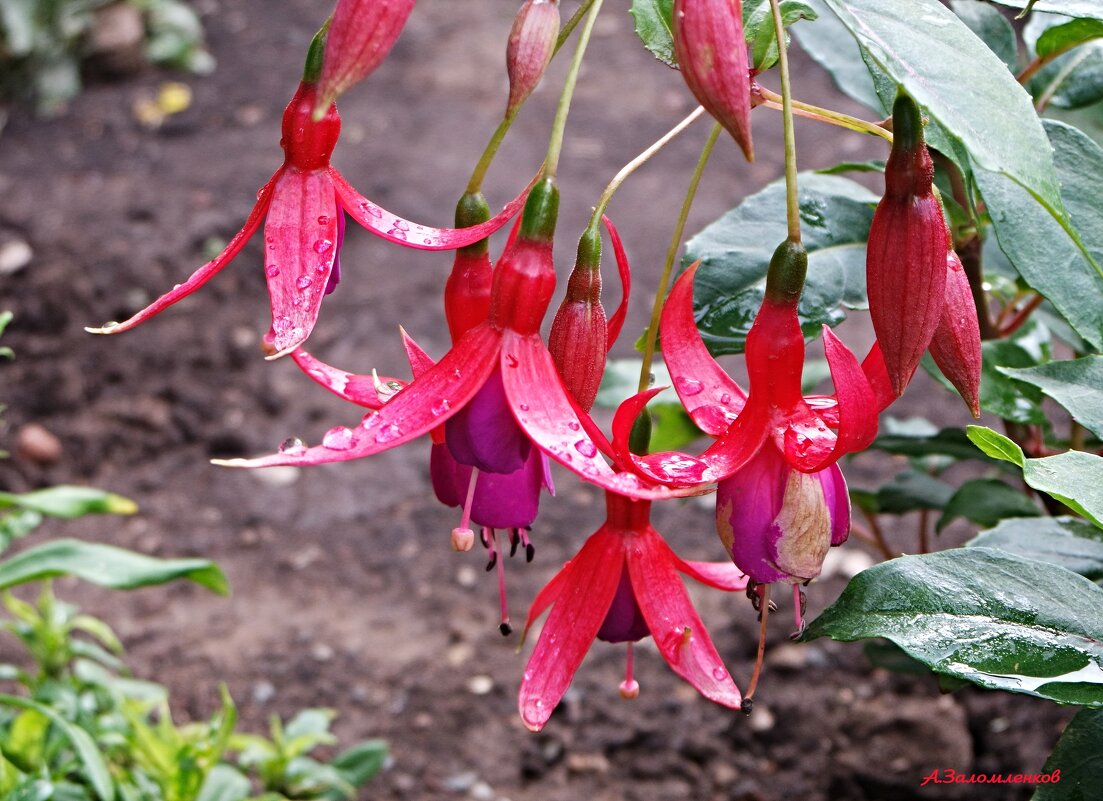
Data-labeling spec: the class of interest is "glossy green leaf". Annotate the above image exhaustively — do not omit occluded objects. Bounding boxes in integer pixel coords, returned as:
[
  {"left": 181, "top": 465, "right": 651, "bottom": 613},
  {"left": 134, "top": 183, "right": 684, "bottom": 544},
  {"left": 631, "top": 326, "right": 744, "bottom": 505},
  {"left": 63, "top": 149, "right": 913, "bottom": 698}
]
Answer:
[
  {"left": 967, "top": 516, "right": 1103, "bottom": 582},
  {"left": 686, "top": 172, "right": 876, "bottom": 355},
  {"left": 630, "top": 0, "right": 676, "bottom": 66},
  {"left": 967, "top": 426, "right": 1103, "bottom": 527},
  {"left": 1024, "top": 12, "right": 1103, "bottom": 110},
  {"left": 951, "top": 0, "right": 1020, "bottom": 70},
  {"left": 999, "top": 356, "right": 1103, "bottom": 439},
  {"left": 195, "top": 765, "right": 250, "bottom": 801},
  {"left": 990, "top": 0, "right": 1103, "bottom": 20},
  {"left": 1035, "top": 708, "right": 1103, "bottom": 799},
  {"left": 980, "top": 121, "right": 1103, "bottom": 350},
  {"left": 743, "top": 0, "right": 818, "bottom": 70},
  {"left": 936, "top": 478, "right": 1041, "bottom": 532},
  {"left": 870, "top": 424, "right": 998, "bottom": 463},
  {"left": 0, "top": 539, "right": 229, "bottom": 595},
  {"left": 862, "top": 471, "right": 956, "bottom": 515},
  {"left": 0, "top": 695, "right": 114, "bottom": 801},
  {"left": 1036, "top": 17, "right": 1103, "bottom": 57},
  {"left": 804, "top": 548, "right": 1103, "bottom": 706},
  {"left": 793, "top": 0, "right": 884, "bottom": 110},
  {"left": 0, "top": 487, "right": 136, "bottom": 519}
]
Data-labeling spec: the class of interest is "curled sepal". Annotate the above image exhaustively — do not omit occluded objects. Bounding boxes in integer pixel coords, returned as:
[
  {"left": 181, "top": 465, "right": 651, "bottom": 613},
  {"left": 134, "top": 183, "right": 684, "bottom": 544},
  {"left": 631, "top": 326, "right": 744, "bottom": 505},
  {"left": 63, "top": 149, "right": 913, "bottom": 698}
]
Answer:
[
  {"left": 506, "top": 0, "right": 561, "bottom": 115},
  {"left": 928, "top": 251, "right": 981, "bottom": 418},
  {"left": 661, "top": 263, "right": 747, "bottom": 435},
  {"left": 331, "top": 169, "right": 534, "bottom": 251},
  {"left": 291, "top": 349, "right": 406, "bottom": 409},
  {"left": 627, "top": 529, "right": 742, "bottom": 709},
  {"left": 672, "top": 0, "right": 753, "bottom": 160},
  {"left": 549, "top": 227, "right": 607, "bottom": 412},
  {"left": 603, "top": 215, "right": 632, "bottom": 348},
  {"left": 85, "top": 173, "right": 278, "bottom": 337},
  {"left": 316, "top": 0, "right": 417, "bottom": 112}
]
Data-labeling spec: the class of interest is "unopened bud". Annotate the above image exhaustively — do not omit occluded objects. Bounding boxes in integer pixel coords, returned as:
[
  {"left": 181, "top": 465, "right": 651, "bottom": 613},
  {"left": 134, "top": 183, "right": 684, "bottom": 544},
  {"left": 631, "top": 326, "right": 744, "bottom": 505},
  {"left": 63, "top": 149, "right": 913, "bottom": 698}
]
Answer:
[
  {"left": 928, "top": 251, "right": 981, "bottom": 418},
  {"left": 316, "top": 0, "right": 417, "bottom": 112},
  {"left": 506, "top": 0, "right": 560, "bottom": 115},
  {"left": 452, "top": 527, "right": 475, "bottom": 551},
  {"left": 673, "top": 0, "right": 753, "bottom": 160},
  {"left": 549, "top": 228, "right": 606, "bottom": 411}
]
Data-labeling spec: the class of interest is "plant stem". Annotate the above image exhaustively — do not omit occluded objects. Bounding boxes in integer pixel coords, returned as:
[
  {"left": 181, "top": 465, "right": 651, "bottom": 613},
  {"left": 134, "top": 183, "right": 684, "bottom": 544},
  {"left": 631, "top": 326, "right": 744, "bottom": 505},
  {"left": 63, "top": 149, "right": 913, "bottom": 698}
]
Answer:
[
  {"left": 637, "top": 123, "right": 722, "bottom": 394},
  {"left": 770, "top": 0, "right": 801, "bottom": 244},
  {"left": 587, "top": 106, "right": 706, "bottom": 234},
  {"left": 745, "top": 585, "right": 771, "bottom": 705},
  {"left": 858, "top": 506, "right": 894, "bottom": 561},
  {"left": 917, "top": 509, "right": 930, "bottom": 555},
  {"left": 544, "top": 0, "right": 604, "bottom": 179},
  {"left": 751, "top": 84, "right": 893, "bottom": 143},
  {"left": 464, "top": 0, "right": 598, "bottom": 194}
]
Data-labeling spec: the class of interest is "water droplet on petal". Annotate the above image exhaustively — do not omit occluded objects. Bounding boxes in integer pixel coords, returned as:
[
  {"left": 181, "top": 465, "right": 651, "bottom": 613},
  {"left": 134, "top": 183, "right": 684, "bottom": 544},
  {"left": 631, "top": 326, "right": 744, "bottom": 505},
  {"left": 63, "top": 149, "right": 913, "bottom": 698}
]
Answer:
[
  {"left": 374, "top": 423, "right": 402, "bottom": 444},
  {"left": 567, "top": 421, "right": 580, "bottom": 431},
  {"left": 574, "top": 440, "right": 598, "bottom": 458},
  {"left": 506, "top": 354, "right": 519, "bottom": 369},
  {"left": 266, "top": 265, "right": 280, "bottom": 278},
  {"left": 279, "top": 437, "right": 307, "bottom": 455},
  {"left": 431, "top": 399, "right": 451, "bottom": 417},
  {"left": 317, "top": 215, "right": 330, "bottom": 225},
  {"left": 719, "top": 393, "right": 732, "bottom": 405},
  {"left": 274, "top": 317, "right": 292, "bottom": 334},
  {"left": 712, "top": 667, "right": 728, "bottom": 681},
  {"left": 99, "top": 321, "right": 120, "bottom": 331},
  {"left": 359, "top": 413, "right": 378, "bottom": 429},
  {"left": 392, "top": 219, "right": 410, "bottom": 231},
  {"left": 675, "top": 376, "right": 704, "bottom": 396},
  {"left": 452, "top": 368, "right": 462, "bottom": 379},
  {"left": 519, "top": 403, "right": 530, "bottom": 412},
  {"left": 389, "top": 228, "right": 408, "bottom": 240},
  {"left": 423, "top": 237, "right": 434, "bottom": 245},
  {"left": 313, "top": 239, "right": 333, "bottom": 254},
  {"left": 322, "top": 426, "right": 354, "bottom": 450},
  {"left": 297, "top": 276, "right": 313, "bottom": 290}
]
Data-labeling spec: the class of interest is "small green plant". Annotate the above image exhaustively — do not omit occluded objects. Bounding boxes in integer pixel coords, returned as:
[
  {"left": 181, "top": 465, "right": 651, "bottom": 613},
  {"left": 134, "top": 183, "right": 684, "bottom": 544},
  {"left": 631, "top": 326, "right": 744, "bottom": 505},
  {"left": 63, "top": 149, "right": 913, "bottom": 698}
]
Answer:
[{"left": 0, "top": 0, "right": 213, "bottom": 115}]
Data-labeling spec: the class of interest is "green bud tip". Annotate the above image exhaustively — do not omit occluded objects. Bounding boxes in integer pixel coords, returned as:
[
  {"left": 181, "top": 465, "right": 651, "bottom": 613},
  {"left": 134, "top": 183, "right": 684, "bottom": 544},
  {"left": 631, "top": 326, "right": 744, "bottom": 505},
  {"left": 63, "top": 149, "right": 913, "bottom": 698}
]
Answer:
[
  {"left": 764, "top": 239, "right": 808, "bottom": 305},
  {"left": 574, "top": 225, "right": 602, "bottom": 272},
  {"left": 628, "top": 407, "right": 653, "bottom": 457},
  {"left": 891, "top": 92, "right": 925, "bottom": 153},
  {"left": 302, "top": 21, "right": 330, "bottom": 86},
  {"left": 519, "top": 178, "right": 559, "bottom": 243},
  {"left": 456, "top": 192, "right": 492, "bottom": 257}
]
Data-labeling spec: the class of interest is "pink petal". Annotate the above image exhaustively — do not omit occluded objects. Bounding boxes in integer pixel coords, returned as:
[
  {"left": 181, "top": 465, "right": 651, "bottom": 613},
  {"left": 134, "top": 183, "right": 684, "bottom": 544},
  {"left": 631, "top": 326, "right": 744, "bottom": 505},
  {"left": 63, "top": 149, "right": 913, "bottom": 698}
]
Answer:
[
  {"left": 627, "top": 528, "right": 742, "bottom": 709},
  {"left": 821, "top": 462, "right": 851, "bottom": 546},
  {"left": 861, "top": 342, "right": 897, "bottom": 414},
  {"left": 519, "top": 527, "right": 625, "bottom": 731},
  {"left": 820, "top": 325, "right": 878, "bottom": 462},
  {"left": 695, "top": 401, "right": 770, "bottom": 482},
  {"left": 775, "top": 400, "right": 837, "bottom": 472},
  {"left": 660, "top": 264, "right": 747, "bottom": 436},
  {"left": 609, "top": 388, "right": 714, "bottom": 487},
  {"left": 86, "top": 172, "right": 279, "bottom": 335},
  {"left": 674, "top": 559, "right": 749, "bottom": 592},
  {"left": 603, "top": 215, "right": 632, "bottom": 349},
  {"left": 331, "top": 167, "right": 532, "bottom": 250},
  {"left": 213, "top": 324, "right": 501, "bottom": 468},
  {"left": 715, "top": 445, "right": 791, "bottom": 585},
  {"left": 400, "top": 328, "right": 437, "bottom": 379},
  {"left": 291, "top": 348, "right": 405, "bottom": 409},
  {"left": 501, "top": 331, "right": 702, "bottom": 500},
  {"left": 263, "top": 170, "right": 340, "bottom": 356}
]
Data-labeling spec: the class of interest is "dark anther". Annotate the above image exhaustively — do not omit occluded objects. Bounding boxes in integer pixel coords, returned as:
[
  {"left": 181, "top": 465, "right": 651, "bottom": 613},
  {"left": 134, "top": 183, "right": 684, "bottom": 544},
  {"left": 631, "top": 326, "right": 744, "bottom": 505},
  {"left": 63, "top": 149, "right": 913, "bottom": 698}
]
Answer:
[
  {"left": 486, "top": 552, "right": 498, "bottom": 571},
  {"left": 766, "top": 600, "right": 778, "bottom": 613},
  {"left": 740, "top": 697, "right": 755, "bottom": 715},
  {"left": 499, "top": 622, "right": 513, "bottom": 637},
  {"left": 525, "top": 543, "right": 535, "bottom": 563},
  {"left": 480, "top": 527, "right": 491, "bottom": 548},
  {"left": 509, "top": 530, "right": 519, "bottom": 557},
  {"left": 799, "top": 589, "right": 807, "bottom": 618}
]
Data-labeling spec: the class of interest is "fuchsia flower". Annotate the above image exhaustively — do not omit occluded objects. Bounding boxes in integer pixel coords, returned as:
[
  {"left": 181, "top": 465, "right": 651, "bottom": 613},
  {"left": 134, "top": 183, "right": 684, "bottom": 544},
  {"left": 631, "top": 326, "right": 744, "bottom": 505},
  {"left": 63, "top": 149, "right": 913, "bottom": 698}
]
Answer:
[
  {"left": 87, "top": 81, "right": 529, "bottom": 357},
  {"left": 928, "top": 250, "right": 982, "bottom": 418},
  {"left": 506, "top": 0, "right": 561, "bottom": 115},
  {"left": 519, "top": 490, "right": 747, "bottom": 731},
  {"left": 215, "top": 181, "right": 683, "bottom": 504}
]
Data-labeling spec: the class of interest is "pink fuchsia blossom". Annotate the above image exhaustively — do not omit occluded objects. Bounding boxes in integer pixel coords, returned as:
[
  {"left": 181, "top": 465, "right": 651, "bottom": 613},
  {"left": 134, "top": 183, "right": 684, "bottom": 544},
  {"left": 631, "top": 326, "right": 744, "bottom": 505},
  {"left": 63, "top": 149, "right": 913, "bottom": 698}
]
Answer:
[
  {"left": 316, "top": 0, "right": 417, "bottom": 112},
  {"left": 518, "top": 490, "right": 747, "bottom": 731},
  {"left": 87, "top": 80, "right": 530, "bottom": 357},
  {"left": 672, "top": 0, "right": 753, "bottom": 160},
  {"left": 215, "top": 182, "right": 690, "bottom": 503}
]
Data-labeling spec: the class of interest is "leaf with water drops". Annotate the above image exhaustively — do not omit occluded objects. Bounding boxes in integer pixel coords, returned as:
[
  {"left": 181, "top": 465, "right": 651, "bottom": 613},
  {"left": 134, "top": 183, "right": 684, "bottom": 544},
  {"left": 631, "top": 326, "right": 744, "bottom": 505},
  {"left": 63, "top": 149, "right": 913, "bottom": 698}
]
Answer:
[
  {"left": 686, "top": 172, "right": 876, "bottom": 355},
  {"left": 804, "top": 547, "right": 1103, "bottom": 706},
  {"left": 967, "top": 516, "right": 1103, "bottom": 583}
]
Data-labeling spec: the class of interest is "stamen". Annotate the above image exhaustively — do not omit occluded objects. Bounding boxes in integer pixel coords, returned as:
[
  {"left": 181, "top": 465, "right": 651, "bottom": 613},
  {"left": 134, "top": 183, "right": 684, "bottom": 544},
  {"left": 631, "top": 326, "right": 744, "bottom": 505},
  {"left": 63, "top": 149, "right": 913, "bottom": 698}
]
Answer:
[
  {"left": 743, "top": 584, "right": 771, "bottom": 714},
  {"left": 451, "top": 467, "right": 481, "bottom": 552},
  {"left": 619, "top": 642, "right": 640, "bottom": 699},
  {"left": 487, "top": 528, "right": 513, "bottom": 636},
  {"left": 790, "top": 584, "right": 807, "bottom": 640}
]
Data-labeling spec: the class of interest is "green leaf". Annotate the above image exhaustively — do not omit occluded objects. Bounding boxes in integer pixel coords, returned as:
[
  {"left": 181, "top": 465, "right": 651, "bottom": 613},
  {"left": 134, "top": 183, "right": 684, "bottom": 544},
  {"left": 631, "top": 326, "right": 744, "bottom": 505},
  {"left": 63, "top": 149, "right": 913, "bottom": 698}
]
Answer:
[
  {"left": 990, "top": 0, "right": 1103, "bottom": 21},
  {"left": 804, "top": 548, "right": 1103, "bottom": 706},
  {"left": 686, "top": 172, "right": 876, "bottom": 355},
  {"left": 814, "top": 159, "right": 884, "bottom": 175},
  {"left": 3, "top": 709, "right": 50, "bottom": 772},
  {"left": 966, "top": 426, "right": 1026, "bottom": 467},
  {"left": 323, "top": 740, "right": 389, "bottom": 798},
  {"left": 865, "top": 471, "right": 956, "bottom": 515},
  {"left": 0, "top": 695, "right": 114, "bottom": 801},
  {"left": 1035, "top": 708, "right": 1103, "bottom": 799},
  {"left": 936, "top": 478, "right": 1042, "bottom": 532},
  {"left": 951, "top": 0, "right": 1020, "bottom": 70},
  {"left": 925, "top": 340, "right": 1047, "bottom": 425},
  {"left": 629, "top": 0, "right": 676, "bottom": 67},
  {"left": 870, "top": 424, "right": 998, "bottom": 463},
  {"left": 967, "top": 516, "right": 1103, "bottom": 582},
  {"left": 0, "top": 539, "right": 229, "bottom": 595},
  {"left": 1000, "top": 356, "right": 1103, "bottom": 439},
  {"left": 1036, "top": 17, "right": 1103, "bottom": 57},
  {"left": 648, "top": 403, "right": 704, "bottom": 452},
  {"left": 0, "top": 487, "right": 137, "bottom": 519},
  {"left": 979, "top": 121, "right": 1103, "bottom": 349},
  {"left": 1020, "top": 450, "right": 1103, "bottom": 527},
  {"left": 195, "top": 765, "right": 250, "bottom": 801},
  {"left": 284, "top": 709, "right": 334, "bottom": 741},
  {"left": 742, "top": 0, "right": 818, "bottom": 70},
  {"left": 793, "top": 0, "right": 884, "bottom": 110}
]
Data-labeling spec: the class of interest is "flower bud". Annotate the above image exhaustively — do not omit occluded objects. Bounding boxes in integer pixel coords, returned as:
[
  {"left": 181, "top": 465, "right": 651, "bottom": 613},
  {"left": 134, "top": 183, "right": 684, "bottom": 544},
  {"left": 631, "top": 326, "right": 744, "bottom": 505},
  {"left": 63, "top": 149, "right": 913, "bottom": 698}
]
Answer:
[
  {"left": 506, "top": 0, "right": 560, "bottom": 115},
  {"left": 715, "top": 445, "right": 850, "bottom": 584},
  {"left": 549, "top": 228, "right": 607, "bottom": 411},
  {"left": 928, "top": 250, "right": 981, "bottom": 418},
  {"left": 672, "top": 0, "right": 753, "bottom": 160},
  {"left": 445, "top": 193, "right": 493, "bottom": 340},
  {"left": 866, "top": 92, "right": 948, "bottom": 396},
  {"left": 316, "top": 0, "right": 417, "bottom": 112}
]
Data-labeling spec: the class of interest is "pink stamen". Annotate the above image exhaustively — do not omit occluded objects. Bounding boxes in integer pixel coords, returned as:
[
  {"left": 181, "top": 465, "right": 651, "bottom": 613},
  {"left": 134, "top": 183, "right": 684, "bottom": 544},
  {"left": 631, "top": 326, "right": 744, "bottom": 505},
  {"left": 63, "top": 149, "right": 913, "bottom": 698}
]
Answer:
[
  {"left": 486, "top": 528, "right": 513, "bottom": 636},
  {"left": 451, "top": 467, "right": 480, "bottom": 551},
  {"left": 619, "top": 642, "right": 640, "bottom": 699}
]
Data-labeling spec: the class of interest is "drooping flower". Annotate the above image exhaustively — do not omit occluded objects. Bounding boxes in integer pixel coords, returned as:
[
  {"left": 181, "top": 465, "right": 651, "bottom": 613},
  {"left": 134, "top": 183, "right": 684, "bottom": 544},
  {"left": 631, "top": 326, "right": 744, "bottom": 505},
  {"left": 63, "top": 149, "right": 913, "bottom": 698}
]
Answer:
[
  {"left": 672, "top": 0, "right": 753, "bottom": 160},
  {"left": 866, "top": 92, "right": 949, "bottom": 395},
  {"left": 215, "top": 181, "right": 683, "bottom": 503},
  {"left": 519, "top": 490, "right": 747, "bottom": 731},
  {"left": 316, "top": 0, "right": 418, "bottom": 113},
  {"left": 506, "top": 0, "right": 561, "bottom": 115},
  {"left": 87, "top": 77, "right": 530, "bottom": 358}
]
